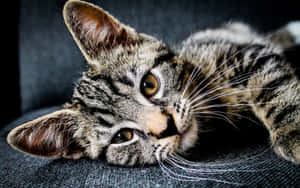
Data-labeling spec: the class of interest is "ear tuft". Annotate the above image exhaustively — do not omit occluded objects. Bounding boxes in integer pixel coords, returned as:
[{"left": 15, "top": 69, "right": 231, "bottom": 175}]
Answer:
[{"left": 7, "top": 109, "right": 84, "bottom": 158}]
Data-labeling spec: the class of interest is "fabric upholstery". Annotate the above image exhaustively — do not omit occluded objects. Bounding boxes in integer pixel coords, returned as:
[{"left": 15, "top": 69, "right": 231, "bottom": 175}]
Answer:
[{"left": 1, "top": 107, "right": 299, "bottom": 187}]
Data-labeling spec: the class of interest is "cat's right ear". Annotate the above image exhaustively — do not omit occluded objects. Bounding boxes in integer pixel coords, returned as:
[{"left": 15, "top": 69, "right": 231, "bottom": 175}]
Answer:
[{"left": 63, "top": 0, "right": 141, "bottom": 69}]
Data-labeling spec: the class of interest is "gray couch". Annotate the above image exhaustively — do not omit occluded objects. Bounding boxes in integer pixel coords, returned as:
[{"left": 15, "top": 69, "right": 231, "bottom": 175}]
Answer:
[{"left": 1, "top": 0, "right": 299, "bottom": 187}]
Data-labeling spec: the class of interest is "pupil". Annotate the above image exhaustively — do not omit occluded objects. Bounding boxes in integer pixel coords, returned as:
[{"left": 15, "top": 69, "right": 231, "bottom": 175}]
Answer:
[
  {"left": 144, "top": 80, "right": 154, "bottom": 89},
  {"left": 118, "top": 133, "right": 125, "bottom": 140}
]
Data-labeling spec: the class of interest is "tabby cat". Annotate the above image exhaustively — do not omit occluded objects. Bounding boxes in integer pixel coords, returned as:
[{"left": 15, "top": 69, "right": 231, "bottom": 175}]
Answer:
[{"left": 7, "top": 0, "right": 300, "bottom": 166}]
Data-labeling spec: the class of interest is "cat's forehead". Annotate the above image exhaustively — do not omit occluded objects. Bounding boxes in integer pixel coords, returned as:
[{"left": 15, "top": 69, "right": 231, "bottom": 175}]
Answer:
[{"left": 91, "top": 39, "right": 172, "bottom": 75}]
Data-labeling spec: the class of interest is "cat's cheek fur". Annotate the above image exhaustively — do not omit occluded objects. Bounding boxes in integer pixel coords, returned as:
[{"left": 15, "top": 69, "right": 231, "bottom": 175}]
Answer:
[
  {"left": 106, "top": 136, "right": 143, "bottom": 166},
  {"left": 178, "top": 118, "right": 198, "bottom": 153}
]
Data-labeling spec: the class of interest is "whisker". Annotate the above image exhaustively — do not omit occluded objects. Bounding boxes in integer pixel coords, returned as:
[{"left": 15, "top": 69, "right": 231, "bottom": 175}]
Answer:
[
  {"left": 190, "top": 87, "right": 270, "bottom": 109},
  {"left": 191, "top": 101, "right": 277, "bottom": 112},
  {"left": 194, "top": 114, "right": 230, "bottom": 123},
  {"left": 181, "top": 66, "right": 200, "bottom": 98},
  {"left": 171, "top": 147, "right": 271, "bottom": 168},
  {"left": 195, "top": 110, "right": 261, "bottom": 126},
  {"left": 182, "top": 44, "right": 252, "bottom": 102},
  {"left": 186, "top": 50, "right": 273, "bottom": 105},
  {"left": 193, "top": 111, "right": 237, "bottom": 128},
  {"left": 158, "top": 160, "right": 243, "bottom": 185},
  {"left": 166, "top": 158, "right": 235, "bottom": 174},
  {"left": 187, "top": 70, "right": 262, "bottom": 106},
  {"left": 166, "top": 157, "right": 273, "bottom": 174},
  {"left": 187, "top": 56, "right": 273, "bottom": 106},
  {"left": 213, "top": 111, "right": 261, "bottom": 125},
  {"left": 186, "top": 52, "right": 257, "bottom": 102}
]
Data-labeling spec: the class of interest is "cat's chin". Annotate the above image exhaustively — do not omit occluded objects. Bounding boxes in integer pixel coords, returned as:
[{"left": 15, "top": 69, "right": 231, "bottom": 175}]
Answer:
[{"left": 178, "top": 118, "right": 198, "bottom": 153}]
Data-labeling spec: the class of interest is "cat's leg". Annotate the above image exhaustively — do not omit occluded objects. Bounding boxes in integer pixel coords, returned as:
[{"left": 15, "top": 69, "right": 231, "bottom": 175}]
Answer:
[
  {"left": 248, "top": 56, "right": 300, "bottom": 164},
  {"left": 268, "top": 21, "right": 300, "bottom": 49},
  {"left": 257, "top": 22, "right": 300, "bottom": 163},
  {"left": 225, "top": 22, "right": 300, "bottom": 163}
]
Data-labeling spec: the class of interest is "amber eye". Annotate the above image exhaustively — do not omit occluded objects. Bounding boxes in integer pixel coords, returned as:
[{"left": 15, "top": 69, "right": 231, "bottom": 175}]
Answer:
[
  {"left": 140, "top": 73, "right": 160, "bottom": 98},
  {"left": 111, "top": 129, "right": 133, "bottom": 144}
]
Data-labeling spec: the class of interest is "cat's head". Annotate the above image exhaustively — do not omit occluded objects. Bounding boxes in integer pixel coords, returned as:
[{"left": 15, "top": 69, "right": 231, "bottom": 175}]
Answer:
[{"left": 7, "top": 0, "right": 198, "bottom": 166}]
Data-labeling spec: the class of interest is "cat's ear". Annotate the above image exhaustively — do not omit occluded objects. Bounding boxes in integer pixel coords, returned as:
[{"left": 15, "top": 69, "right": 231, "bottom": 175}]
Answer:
[
  {"left": 7, "top": 109, "right": 84, "bottom": 159},
  {"left": 63, "top": 0, "right": 141, "bottom": 67}
]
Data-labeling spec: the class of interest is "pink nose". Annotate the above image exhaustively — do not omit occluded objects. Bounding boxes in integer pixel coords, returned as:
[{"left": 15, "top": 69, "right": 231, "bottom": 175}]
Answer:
[
  {"left": 140, "top": 107, "right": 179, "bottom": 139},
  {"left": 141, "top": 108, "right": 168, "bottom": 136}
]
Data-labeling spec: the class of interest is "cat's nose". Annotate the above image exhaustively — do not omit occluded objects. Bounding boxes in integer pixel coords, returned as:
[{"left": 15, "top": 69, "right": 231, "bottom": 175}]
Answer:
[
  {"left": 141, "top": 108, "right": 168, "bottom": 137},
  {"left": 156, "top": 115, "right": 179, "bottom": 139},
  {"left": 140, "top": 107, "right": 179, "bottom": 139}
]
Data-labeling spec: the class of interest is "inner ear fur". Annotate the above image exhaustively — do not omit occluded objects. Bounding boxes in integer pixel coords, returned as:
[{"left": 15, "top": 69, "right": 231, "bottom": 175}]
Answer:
[
  {"left": 7, "top": 109, "right": 84, "bottom": 159},
  {"left": 63, "top": 0, "right": 141, "bottom": 63}
]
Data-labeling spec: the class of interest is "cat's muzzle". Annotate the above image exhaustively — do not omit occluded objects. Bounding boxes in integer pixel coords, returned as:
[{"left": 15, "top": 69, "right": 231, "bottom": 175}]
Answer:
[{"left": 156, "top": 115, "right": 179, "bottom": 139}]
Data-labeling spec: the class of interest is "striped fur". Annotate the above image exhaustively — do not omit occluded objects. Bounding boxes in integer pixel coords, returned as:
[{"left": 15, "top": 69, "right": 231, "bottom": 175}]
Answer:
[
  {"left": 7, "top": 0, "right": 300, "bottom": 165},
  {"left": 180, "top": 22, "right": 300, "bottom": 163}
]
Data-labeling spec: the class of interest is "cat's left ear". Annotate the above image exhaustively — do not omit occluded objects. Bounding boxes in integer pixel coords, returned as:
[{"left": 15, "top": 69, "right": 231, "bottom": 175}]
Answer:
[
  {"left": 63, "top": 0, "right": 142, "bottom": 68},
  {"left": 7, "top": 109, "right": 84, "bottom": 159}
]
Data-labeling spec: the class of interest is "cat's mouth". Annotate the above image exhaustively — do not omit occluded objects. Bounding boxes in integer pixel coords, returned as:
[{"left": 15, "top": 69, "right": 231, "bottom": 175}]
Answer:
[
  {"left": 156, "top": 114, "right": 198, "bottom": 152},
  {"left": 147, "top": 109, "right": 198, "bottom": 152}
]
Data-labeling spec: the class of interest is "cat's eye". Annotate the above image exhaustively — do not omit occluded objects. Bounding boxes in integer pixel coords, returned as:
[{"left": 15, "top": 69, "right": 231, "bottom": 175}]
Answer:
[
  {"left": 111, "top": 129, "right": 133, "bottom": 144},
  {"left": 140, "top": 72, "right": 160, "bottom": 98}
]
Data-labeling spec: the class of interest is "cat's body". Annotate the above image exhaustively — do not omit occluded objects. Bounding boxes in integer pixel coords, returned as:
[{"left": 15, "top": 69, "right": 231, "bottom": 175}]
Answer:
[
  {"left": 7, "top": 0, "right": 300, "bottom": 166},
  {"left": 180, "top": 23, "right": 300, "bottom": 163}
]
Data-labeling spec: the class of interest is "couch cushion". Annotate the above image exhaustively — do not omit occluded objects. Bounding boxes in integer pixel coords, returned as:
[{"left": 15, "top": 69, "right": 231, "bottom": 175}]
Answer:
[{"left": 1, "top": 106, "right": 299, "bottom": 187}]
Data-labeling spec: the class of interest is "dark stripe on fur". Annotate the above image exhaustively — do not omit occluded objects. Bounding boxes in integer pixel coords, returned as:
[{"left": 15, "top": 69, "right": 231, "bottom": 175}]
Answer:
[
  {"left": 92, "top": 84, "right": 114, "bottom": 102},
  {"left": 266, "top": 106, "right": 277, "bottom": 118},
  {"left": 97, "top": 115, "right": 114, "bottom": 127},
  {"left": 274, "top": 105, "right": 298, "bottom": 124},
  {"left": 252, "top": 54, "right": 282, "bottom": 72},
  {"left": 248, "top": 44, "right": 266, "bottom": 60},
  {"left": 176, "top": 62, "right": 195, "bottom": 92},
  {"left": 225, "top": 44, "right": 264, "bottom": 87},
  {"left": 73, "top": 97, "right": 115, "bottom": 117},
  {"left": 130, "top": 64, "right": 137, "bottom": 76},
  {"left": 215, "top": 53, "right": 226, "bottom": 68},
  {"left": 255, "top": 74, "right": 293, "bottom": 103},
  {"left": 176, "top": 67, "right": 186, "bottom": 91},
  {"left": 72, "top": 97, "right": 88, "bottom": 108},
  {"left": 77, "top": 80, "right": 115, "bottom": 105},
  {"left": 151, "top": 99, "right": 168, "bottom": 106},
  {"left": 89, "top": 107, "right": 114, "bottom": 115},
  {"left": 90, "top": 74, "right": 127, "bottom": 97},
  {"left": 118, "top": 76, "right": 134, "bottom": 87},
  {"left": 152, "top": 51, "right": 175, "bottom": 68},
  {"left": 76, "top": 85, "right": 94, "bottom": 100},
  {"left": 242, "top": 54, "right": 281, "bottom": 87},
  {"left": 124, "top": 154, "right": 132, "bottom": 165},
  {"left": 159, "top": 144, "right": 169, "bottom": 160},
  {"left": 260, "top": 92, "right": 279, "bottom": 108}
]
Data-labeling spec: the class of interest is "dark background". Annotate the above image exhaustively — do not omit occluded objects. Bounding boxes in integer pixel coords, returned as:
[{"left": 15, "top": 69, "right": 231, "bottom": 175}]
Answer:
[{"left": 1, "top": 0, "right": 300, "bottom": 126}]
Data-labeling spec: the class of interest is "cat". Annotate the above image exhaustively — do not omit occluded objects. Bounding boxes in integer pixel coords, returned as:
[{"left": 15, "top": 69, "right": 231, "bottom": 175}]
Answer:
[{"left": 7, "top": 0, "right": 300, "bottom": 167}]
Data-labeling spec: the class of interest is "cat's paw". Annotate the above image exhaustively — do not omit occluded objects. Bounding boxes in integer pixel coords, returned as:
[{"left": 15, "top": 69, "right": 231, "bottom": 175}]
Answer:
[
  {"left": 273, "top": 129, "right": 300, "bottom": 164},
  {"left": 285, "top": 21, "right": 300, "bottom": 44}
]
